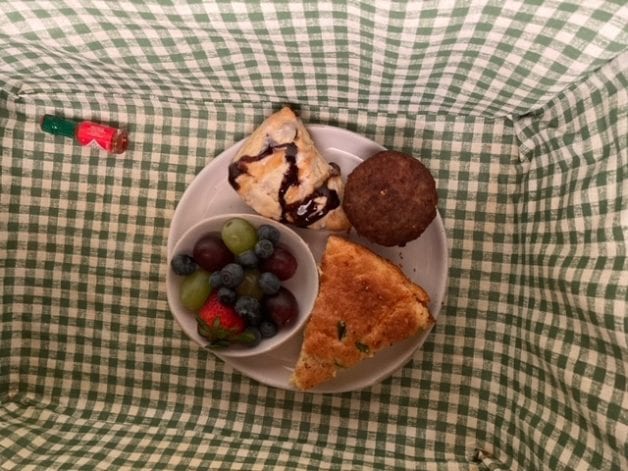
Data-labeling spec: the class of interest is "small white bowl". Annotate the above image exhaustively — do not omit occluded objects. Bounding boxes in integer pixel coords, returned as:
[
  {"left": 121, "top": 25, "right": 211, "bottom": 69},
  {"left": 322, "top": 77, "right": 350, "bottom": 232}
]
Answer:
[{"left": 166, "top": 213, "right": 319, "bottom": 358}]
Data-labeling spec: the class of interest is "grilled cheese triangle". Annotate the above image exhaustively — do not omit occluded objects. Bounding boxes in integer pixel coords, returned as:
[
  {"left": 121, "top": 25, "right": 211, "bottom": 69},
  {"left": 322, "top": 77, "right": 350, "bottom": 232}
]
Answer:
[{"left": 292, "top": 235, "right": 434, "bottom": 390}]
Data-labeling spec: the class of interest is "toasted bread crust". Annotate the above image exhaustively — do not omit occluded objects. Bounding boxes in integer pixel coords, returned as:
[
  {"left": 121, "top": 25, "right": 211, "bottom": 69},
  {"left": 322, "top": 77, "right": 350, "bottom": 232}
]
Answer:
[{"left": 292, "top": 236, "right": 434, "bottom": 390}]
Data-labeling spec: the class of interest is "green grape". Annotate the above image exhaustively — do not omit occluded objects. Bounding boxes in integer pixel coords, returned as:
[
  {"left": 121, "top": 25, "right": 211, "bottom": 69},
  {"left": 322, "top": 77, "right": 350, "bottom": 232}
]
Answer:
[
  {"left": 180, "top": 269, "right": 211, "bottom": 311},
  {"left": 221, "top": 218, "right": 258, "bottom": 255},
  {"left": 236, "top": 269, "right": 264, "bottom": 300}
]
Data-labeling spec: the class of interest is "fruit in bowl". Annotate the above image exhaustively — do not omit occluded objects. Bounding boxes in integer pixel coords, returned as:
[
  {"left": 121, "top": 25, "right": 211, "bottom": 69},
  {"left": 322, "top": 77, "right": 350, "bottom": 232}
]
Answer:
[{"left": 167, "top": 214, "right": 319, "bottom": 358}]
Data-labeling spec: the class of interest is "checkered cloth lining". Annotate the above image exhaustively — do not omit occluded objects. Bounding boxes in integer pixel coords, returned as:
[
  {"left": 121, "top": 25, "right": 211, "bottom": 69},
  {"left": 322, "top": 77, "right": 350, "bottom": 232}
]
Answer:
[
  {"left": 0, "top": 1, "right": 626, "bottom": 117},
  {"left": 1, "top": 2, "right": 627, "bottom": 470}
]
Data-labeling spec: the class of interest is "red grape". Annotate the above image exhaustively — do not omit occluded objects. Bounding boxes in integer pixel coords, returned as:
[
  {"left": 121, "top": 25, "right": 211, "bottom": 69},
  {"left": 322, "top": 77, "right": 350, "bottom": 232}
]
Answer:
[
  {"left": 264, "top": 287, "right": 299, "bottom": 327},
  {"left": 193, "top": 234, "right": 234, "bottom": 272},
  {"left": 260, "top": 246, "right": 297, "bottom": 281}
]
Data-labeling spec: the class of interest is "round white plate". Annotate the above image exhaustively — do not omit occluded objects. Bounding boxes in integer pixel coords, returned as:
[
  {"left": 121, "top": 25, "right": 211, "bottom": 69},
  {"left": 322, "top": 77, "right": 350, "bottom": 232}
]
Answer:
[{"left": 168, "top": 125, "right": 448, "bottom": 393}]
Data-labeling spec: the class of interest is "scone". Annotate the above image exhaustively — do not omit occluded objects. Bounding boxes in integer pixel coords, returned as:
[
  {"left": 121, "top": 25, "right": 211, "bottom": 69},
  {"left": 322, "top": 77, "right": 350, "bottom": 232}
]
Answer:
[
  {"left": 228, "top": 107, "right": 351, "bottom": 231},
  {"left": 292, "top": 235, "right": 434, "bottom": 390},
  {"left": 343, "top": 150, "right": 438, "bottom": 246}
]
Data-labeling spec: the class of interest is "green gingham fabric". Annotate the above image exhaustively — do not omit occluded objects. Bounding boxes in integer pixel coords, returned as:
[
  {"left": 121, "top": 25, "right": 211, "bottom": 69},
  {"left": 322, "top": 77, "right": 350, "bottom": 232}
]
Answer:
[
  {"left": 1, "top": 0, "right": 626, "bottom": 116},
  {"left": 1, "top": 1, "right": 626, "bottom": 470}
]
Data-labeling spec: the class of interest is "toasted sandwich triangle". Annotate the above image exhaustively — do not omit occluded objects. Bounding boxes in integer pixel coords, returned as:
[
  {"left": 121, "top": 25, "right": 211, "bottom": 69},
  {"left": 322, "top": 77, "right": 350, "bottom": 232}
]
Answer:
[{"left": 292, "top": 235, "right": 434, "bottom": 390}]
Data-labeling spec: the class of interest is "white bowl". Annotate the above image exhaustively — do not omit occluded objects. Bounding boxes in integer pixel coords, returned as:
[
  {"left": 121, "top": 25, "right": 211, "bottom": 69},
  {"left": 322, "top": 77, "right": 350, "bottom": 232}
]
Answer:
[{"left": 166, "top": 213, "right": 319, "bottom": 358}]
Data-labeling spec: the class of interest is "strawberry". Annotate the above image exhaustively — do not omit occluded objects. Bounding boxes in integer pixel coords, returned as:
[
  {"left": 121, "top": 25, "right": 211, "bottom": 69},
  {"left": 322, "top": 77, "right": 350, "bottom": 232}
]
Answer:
[{"left": 197, "top": 292, "right": 246, "bottom": 345}]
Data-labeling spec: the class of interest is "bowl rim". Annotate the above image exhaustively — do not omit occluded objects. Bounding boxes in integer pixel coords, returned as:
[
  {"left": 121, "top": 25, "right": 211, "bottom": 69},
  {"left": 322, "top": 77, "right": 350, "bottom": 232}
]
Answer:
[{"left": 166, "top": 212, "right": 319, "bottom": 358}]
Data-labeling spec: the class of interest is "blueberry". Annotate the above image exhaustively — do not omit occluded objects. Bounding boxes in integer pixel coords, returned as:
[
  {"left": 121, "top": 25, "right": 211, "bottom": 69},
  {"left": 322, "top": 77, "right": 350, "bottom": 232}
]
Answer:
[
  {"left": 209, "top": 271, "right": 223, "bottom": 289},
  {"left": 170, "top": 254, "right": 197, "bottom": 276},
  {"left": 254, "top": 239, "right": 274, "bottom": 259},
  {"left": 220, "top": 263, "right": 244, "bottom": 288},
  {"left": 235, "top": 296, "right": 260, "bottom": 313},
  {"left": 258, "top": 272, "right": 280, "bottom": 295},
  {"left": 259, "top": 320, "right": 278, "bottom": 338},
  {"left": 237, "top": 250, "right": 259, "bottom": 268},
  {"left": 241, "top": 310, "right": 263, "bottom": 327},
  {"left": 257, "top": 224, "right": 281, "bottom": 245},
  {"left": 235, "top": 296, "right": 262, "bottom": 326},
  {"left": 217, "top": 287, "right": 236, "bottom": 305}
]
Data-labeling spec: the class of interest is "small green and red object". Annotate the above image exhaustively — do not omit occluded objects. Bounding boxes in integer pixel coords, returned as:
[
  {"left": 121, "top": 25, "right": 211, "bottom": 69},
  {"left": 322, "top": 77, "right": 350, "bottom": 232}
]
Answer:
[{"left": 41, "top": 115, "right": 129, "bottom": 154}]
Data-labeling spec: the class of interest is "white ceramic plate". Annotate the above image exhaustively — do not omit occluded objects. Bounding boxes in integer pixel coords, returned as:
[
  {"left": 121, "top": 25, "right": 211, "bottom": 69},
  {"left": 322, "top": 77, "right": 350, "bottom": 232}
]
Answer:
[{"left": 168, "top": 125, "right": 448, "bottom": 393}]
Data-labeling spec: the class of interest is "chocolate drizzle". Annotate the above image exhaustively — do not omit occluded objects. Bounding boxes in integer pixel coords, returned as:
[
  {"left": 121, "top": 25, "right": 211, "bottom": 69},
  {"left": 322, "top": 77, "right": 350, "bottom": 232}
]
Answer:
[
  {"left": 228, "top": 137, "right": 341, "bottom": 227},
  {"left": 277, "top": 143, "right": 300, "bottom": 206},
  {"left": 282, "top": 183, "right": 340, "bottom": 226},
  {"left": 228, "top": 141, "right": 289, "bottom": 190}
]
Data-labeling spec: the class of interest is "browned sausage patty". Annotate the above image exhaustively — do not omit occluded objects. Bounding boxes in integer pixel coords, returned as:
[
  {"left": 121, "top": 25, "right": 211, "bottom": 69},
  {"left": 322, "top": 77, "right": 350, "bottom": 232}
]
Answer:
[{"left": 343, "top": 150, "right": 438, "bottom": 246}]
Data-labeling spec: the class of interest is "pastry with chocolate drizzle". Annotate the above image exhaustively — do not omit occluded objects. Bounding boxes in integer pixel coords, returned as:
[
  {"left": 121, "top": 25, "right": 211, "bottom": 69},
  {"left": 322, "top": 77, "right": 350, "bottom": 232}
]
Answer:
[{"left": 228, "top": 107, "right": 351, "bottom": 231}]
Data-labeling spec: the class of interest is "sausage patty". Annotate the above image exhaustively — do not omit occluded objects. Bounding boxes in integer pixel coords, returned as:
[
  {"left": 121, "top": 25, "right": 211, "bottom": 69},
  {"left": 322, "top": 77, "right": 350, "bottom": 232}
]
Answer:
[{"left": 342, "top": 150, "right": 438, "bottom": 246}]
